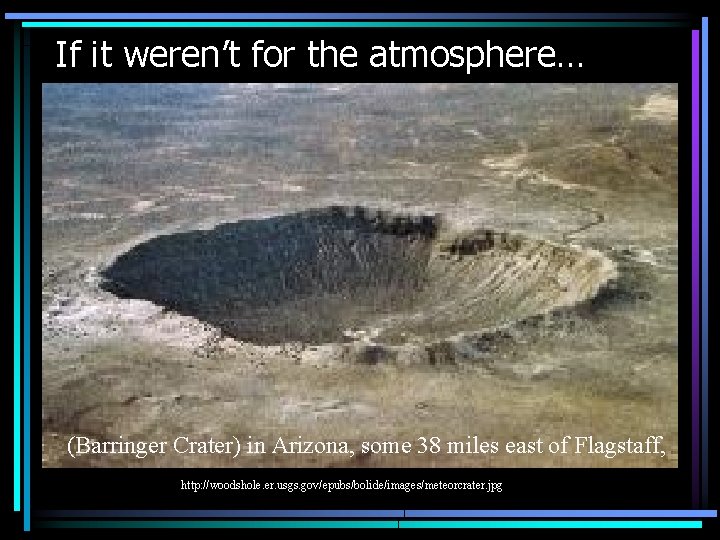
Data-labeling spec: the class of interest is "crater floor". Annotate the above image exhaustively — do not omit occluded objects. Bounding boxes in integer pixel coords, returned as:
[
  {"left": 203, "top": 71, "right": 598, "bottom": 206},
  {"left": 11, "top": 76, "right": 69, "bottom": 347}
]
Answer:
[{"left": 101, "top": 206, "right": 616, "bottom": 351}]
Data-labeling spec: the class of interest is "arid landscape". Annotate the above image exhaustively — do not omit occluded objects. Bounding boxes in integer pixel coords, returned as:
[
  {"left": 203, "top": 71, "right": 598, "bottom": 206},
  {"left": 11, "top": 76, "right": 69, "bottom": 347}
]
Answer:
[{"left": 42, "top": 83, "right": 678, "bottom": 467}]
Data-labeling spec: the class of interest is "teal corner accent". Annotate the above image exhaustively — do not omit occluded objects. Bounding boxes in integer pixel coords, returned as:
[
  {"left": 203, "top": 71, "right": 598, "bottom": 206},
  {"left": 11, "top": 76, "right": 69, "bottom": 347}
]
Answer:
[
  {"left": 13, "top": 25, "right": 21, "bottom": 514},
  {"left": 400, "top": 521, "right": 703, "bottom": 529}
]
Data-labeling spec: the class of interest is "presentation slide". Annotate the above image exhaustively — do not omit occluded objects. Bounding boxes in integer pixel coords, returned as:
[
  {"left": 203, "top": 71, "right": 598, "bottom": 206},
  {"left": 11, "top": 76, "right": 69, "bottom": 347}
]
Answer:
[{"left": 3, "top": 1, "right": 716, "bottom": 533}]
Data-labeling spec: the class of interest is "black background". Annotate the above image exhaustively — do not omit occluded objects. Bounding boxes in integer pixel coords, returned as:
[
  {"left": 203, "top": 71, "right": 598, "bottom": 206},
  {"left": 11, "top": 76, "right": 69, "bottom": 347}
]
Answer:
[
  {"left": 33, "top": 28, "right": 686, "bottom": 82},
  {"left": 1, "top": 3, "right": 712, "bottom": 527}
]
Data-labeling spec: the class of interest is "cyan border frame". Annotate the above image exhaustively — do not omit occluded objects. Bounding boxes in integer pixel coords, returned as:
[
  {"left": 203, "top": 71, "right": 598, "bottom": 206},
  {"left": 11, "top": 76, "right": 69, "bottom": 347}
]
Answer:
[
  {"left": 38, "top": 509, "right": 717, "bottom": 518},
  {"left": 22, "top": 27, "right": 32, "bottom": 533},
  {"left": 21, "top": 21, "right": 682, "bottom": 28},
  {"left": 6, "top": 13, "right": 686, "bottom": 20},
  {"left": 12, "top": 25, "right": 21, "bottom": 515},
  {"left": 12, "top": 11, "right": 711, "bottom": 530}
]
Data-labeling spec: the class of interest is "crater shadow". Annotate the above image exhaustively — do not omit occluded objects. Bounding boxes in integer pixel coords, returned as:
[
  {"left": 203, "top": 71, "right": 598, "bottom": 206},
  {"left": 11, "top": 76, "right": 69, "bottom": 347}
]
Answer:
[
  {"left": 101, "top": 205, "right": 617, "bottom": 349},
  {"left": 101, "top": 206, "right": 439, "bottom": 344}
]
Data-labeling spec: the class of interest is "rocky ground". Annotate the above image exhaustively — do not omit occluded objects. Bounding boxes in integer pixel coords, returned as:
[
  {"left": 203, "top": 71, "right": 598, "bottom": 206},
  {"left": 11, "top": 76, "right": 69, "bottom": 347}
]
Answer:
[{"left": 42, "top": 83, "right": 678, "bottom": 467}]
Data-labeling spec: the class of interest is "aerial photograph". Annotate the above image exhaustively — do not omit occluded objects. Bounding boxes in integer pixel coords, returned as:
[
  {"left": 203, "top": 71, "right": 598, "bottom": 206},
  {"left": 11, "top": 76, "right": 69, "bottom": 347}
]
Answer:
[{"left": 42, "top": 83, "right": 678, "bottom": 467}]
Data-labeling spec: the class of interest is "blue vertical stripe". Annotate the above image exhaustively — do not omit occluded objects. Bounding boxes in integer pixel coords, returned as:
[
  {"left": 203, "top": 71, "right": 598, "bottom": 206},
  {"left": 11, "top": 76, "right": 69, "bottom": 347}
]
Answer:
[
  {"left": 35, "top": 520, "right": 705, "bottom": 529},
  {"left": 700, "top": 16, "right": 708, "bottom": 507}
]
